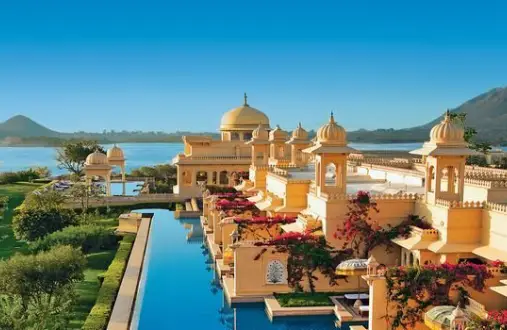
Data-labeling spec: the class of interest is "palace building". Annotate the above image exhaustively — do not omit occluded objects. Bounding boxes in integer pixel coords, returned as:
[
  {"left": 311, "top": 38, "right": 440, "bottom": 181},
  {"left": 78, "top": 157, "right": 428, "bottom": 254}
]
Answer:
[{"left": 194, "top": 100, "right": 507, "bottom": 330}]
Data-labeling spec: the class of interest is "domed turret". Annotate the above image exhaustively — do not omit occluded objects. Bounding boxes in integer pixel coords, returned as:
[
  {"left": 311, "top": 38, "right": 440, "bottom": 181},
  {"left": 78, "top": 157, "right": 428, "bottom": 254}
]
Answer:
[
  {"left": 107, "top": 144, "right": 125, "bottom": 160},
  {"left": 252, "top": 123, "right": 269, "bottom": 140},
  {"left": 316, "top": 113, "right": 347, "bottom": 145},
  {"left": 85, "top": 150, "right": 108, "bottom": 165},
  {"left": 429, "top": 110, "right": 465, "bottom": 145},
  {"left": 291, "top": 122, "right": 308, "bottom": 140},
  {"left": 220, "top": 93, "right": 270, "bottom": 131},
  {"left": 269, "top": 125, "right": 288, "bottom": 141}
]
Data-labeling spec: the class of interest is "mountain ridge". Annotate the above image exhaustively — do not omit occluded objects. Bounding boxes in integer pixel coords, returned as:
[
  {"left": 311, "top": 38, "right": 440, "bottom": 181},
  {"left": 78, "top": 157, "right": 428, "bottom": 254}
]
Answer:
[{"left": 2, "top": 86, "right": 507, "bottom": 145}]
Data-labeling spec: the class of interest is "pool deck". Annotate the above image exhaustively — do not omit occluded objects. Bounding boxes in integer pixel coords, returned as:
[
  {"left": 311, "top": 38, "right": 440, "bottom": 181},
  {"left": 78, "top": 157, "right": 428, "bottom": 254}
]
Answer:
[
  {"left": 107, "top": 214, "right": 153, "bottom": 330},
  {"left": 222, "top": 276, "right": 269, "bottom": 304},
  {"left": 206, "top": 233, "right": 222, "bottom": 259},
  {"left": 216, "top": 259, "right": 232, "bottom": 276}
]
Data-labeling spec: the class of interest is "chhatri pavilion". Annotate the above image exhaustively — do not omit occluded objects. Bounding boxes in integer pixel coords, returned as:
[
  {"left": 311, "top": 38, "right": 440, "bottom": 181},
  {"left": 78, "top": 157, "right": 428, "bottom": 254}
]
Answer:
[{"left": 192, "top": 98, "right": 507, "bottom": 330}]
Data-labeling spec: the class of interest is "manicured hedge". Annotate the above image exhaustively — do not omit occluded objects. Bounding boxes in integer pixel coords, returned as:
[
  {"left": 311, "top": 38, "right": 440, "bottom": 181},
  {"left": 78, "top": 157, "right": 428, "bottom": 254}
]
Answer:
[
  {"left": 29, "top": 225, "right": 119, "bottom": 254},
  {"left": 77, "top": 202, "right": 173, "bottom": 215},
  {"left": 82, "top": 234, "right": 135, "bottom": 330},
  {"left": 274, "top": 292, "right": 335, "bottom": 307}
]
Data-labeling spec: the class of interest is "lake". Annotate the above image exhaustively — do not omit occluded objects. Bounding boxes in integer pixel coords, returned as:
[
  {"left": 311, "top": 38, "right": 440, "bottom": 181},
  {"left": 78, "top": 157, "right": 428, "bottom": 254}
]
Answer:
[{"left": 0, "top": 141, "right": 464, "bottom": 176}]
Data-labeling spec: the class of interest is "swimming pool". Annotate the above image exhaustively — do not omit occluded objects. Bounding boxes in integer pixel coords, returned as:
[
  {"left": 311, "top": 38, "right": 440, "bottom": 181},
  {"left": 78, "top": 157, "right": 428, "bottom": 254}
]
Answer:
[{"left": 131, "top": 209, "right": 358, "bottom": 329}]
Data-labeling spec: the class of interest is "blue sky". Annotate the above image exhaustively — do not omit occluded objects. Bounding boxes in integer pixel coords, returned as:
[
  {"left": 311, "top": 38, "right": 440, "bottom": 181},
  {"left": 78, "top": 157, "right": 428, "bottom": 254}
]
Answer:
[{"left": 1, "top": 1, "right": 506, "bottom": 133}]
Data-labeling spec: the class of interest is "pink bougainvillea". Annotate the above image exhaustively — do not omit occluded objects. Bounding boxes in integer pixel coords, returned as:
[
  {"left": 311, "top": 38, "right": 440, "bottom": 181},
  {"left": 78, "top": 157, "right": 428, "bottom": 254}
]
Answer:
[{"left": 385, "top": 262, "right": 494, "bottom": 329}]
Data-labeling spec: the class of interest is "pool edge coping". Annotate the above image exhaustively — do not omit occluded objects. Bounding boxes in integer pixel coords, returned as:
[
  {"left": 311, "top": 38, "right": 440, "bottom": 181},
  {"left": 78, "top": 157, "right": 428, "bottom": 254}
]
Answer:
[{"left": 107, "top": 214, "right": 153, "bottom": 330}]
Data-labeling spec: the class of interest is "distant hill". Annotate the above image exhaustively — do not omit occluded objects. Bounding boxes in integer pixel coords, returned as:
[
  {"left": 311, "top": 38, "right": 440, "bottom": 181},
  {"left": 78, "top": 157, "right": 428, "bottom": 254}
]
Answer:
[
  {"left": 0, "top": 115, "right": 220, "bottom": 146},
  {"left": 348, "top": 87, "right": 507, "bottom": 145},
  {"left": 0, "top": 115, "right": 60, "bottom": 138},
  {"left": 2, "top": 86, "right": 507, "bottom": 146}
]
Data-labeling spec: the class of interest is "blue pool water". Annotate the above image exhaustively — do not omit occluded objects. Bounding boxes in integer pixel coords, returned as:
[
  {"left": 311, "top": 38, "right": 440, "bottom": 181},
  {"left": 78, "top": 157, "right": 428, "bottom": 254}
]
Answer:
[
  {"left": 109, "top": 181, "right": 143, "bottom": 196},
  {"left": 131, "top": 209, "right": 351, "bottom": 330}
]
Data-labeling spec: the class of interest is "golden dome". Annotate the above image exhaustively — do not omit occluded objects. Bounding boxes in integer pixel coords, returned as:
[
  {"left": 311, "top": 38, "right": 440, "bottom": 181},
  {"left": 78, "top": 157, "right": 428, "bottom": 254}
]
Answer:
[
  {"left": 220, "top": 93, "right": 270, "bottom": 131},
  {"left": 85, "top": 150, "right": 108, "bottom": 165},
  {"left": 269, "top": 125, "right": 288, "bottom": 141},
  {"left": 106, "top": 144, "right": 125, "bottom": 160},
  {"left": 252, "top": 123, "right": 269, "bottom": 140},
  {"left": 429, "top": 110, "right": 465, "bottom": 145},
  {"left": 291, "top": 122, "right": 308, "bottom": 140},
  {"left": 316, "top": 113, "right": 347, "bottom": 145}
]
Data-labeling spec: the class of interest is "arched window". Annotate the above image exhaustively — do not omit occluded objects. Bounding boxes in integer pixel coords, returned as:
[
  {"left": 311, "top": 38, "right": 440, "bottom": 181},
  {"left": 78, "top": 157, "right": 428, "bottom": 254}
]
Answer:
[
  {"left": 196, "top": 171, "right": 208, "bottom": 183},
  {"left": 440, "top": 168, "right": 448, "bottom": 192},
  {"left": 219, "top": 171, "right": 229, "bottom": 185},
  {"left": 278, "top": 146, "right": 285, "bottom": 158},
  {"left": 266, "top": 260, "right": 287, "bottom": 284},
  {"left": 427, "top": 166, "right": 435, "bottom": 192},
  {"left": 325, "top": 163, "right": 337, "bottom": 186},
  {"left": 231, "top": 132, "right": 240, "bottom": 140}
]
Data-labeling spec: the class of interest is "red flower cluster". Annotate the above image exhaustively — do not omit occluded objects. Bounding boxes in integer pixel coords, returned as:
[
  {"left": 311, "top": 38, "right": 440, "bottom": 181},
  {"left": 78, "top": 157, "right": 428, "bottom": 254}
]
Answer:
[
  {"left": 488, "top": 310, "right": 507, "bottom": 326},
  {"left": 233, "top": 215, "right": 297, "bottom": 225},
  {"left": 255, "top": 231, "right": 317, "bottom": 246},
  {"left": 215, "top": 199, "right": 256, "bottom": 210},
  {"left": 354, "top": 190, "right": 372, "bottom": 205},
  {"left": 212, "top": 192, "right": 241, "bottom": 198}
]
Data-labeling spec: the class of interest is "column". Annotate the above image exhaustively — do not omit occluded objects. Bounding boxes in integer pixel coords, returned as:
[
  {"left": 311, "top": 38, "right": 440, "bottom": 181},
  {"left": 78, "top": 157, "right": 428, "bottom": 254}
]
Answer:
[
  {"left": 366, "top": 276, "right": 389, "bottom": 330},
  {"left": 207, "top": 171, "right": 213, "bottom": 185},
  {"left": 191, "top": 170, "right": 196, "bottom": 187},
  {"left": 121, "top": 165, "right": 126, "bottom": 182}
]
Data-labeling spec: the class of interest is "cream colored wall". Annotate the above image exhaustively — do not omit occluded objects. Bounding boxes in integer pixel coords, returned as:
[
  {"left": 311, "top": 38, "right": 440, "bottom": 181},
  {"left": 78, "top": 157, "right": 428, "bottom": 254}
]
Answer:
[
  {"left": 285, "top": 182, "right": 310, "bottom": 210},
  {"left": 234, "top": 245, "right": 368, "bottom": 296},
  {"left": 323, "top": 199, "right": 416, "bottom": 248},
  {"left": 357, "top": 166, "right": 423, "bottom": 186},
  {"left": 188, "top": 141, "right": 251, "bottom": 157},
  {"left": 463, "top": 184, "right": 489, "bottom": 202},
  {"left": 265, "top": 175, "right": 286, "bottom": 199},
  {"left": 482, "top": 209, "right": 507, "bottom": 252}
]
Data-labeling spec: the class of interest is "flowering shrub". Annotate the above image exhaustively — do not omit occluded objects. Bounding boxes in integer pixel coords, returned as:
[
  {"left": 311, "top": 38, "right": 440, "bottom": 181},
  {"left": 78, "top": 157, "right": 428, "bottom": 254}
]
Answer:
[
  {"left": 336, "top": 191, "right": 431, "bottom": 258},
  {"left": 487, "top": 310, "right": 507, "bottom": 329},
  {"left": 385, "top": 262, "right": 493, "bottom": 329},
  {"left": 233, "top": 216, "right": 297, "bottom": 241},
  {"left": 215, "top": 199, "right": 257, "bottom": 210},
  {"left": 254, "top": 232, "right": 353, "bottom": 293}
]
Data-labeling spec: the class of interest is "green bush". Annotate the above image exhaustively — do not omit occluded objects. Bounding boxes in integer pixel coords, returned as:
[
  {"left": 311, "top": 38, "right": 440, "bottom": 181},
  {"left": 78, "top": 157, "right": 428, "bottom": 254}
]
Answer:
[
  {"left": 82, "top": 235, "right": 135, "bottom": 330},
  {"left": 274, "top": 292, "right": 335, "bottom": 307},
  {"left": 30, "top": 225, "right": 119, "bottom": 254},
  {"left": 12, "top": 208, "right": 78, "bottom": 241},
  {"left": 0, "top": 169, "right": 41, "bottom": 184}
]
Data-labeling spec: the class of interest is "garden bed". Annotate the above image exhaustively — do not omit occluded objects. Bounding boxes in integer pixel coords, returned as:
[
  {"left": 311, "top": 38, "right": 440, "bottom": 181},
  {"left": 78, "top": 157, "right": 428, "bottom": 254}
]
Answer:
[{"left": 274, "top": 292, "right": 335, "bottom": 307}]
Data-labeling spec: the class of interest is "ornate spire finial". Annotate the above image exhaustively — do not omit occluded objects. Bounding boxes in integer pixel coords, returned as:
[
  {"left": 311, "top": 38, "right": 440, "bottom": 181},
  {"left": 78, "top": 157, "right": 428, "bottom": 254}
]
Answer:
[
  {"left": 444, "top": 109, "right": 451, "bottom": 122},
  {"left": 298, "top": 122, "right": 302, "bottom": 128},
  {"left": 330, "top": 111, "right": 335, "bottom": 123},
  {"left": 243, "top": 92, "right": 248, "bottom": 106}
]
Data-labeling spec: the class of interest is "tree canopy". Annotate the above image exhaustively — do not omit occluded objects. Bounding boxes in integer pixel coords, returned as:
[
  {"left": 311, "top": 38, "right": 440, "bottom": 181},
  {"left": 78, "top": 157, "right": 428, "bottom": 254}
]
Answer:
[{"left": 55, "top": 140, "right": 105, "bottom": 176}]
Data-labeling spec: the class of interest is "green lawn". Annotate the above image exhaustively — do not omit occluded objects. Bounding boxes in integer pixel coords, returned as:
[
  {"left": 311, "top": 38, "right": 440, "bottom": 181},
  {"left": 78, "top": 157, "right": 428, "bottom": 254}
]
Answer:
[
  {"left": 69, "top": 249, "right": 118, "bottom": 329},
  {"left": 0, "top": 183, "right": 130, "bottom": 327},
  {"left": 0, "top": 182, "right": 43, "bottom": 259},
  {"left": 274, "top": 292, "right": 335, "bottom": 307}
]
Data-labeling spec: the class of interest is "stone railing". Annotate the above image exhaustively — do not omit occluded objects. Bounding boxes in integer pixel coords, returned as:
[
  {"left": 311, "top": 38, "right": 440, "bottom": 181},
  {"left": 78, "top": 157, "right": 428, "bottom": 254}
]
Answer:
[
  {"left": 188, "top": 155, "right": 251, "bottom": 160},
  {"left": 435, "top": 199, "right": 485, "bottom": 209},
  {"left": 465, "top": 171, "right": 507, "bottom": 180},
  {"left": 466, "top": 165, "right": 507, "bottom": 177},
  {"left": 466, "top": 298, "right": 488, "bottom": 319},
  {"left": 410, "top": 226, "right": 439, "bottom": 240},
  {"left": 324, "top": 192, "right": 420, "bottom": 201},
  {"left": 465, "top": 178, "right": 507, "bottom": 188},
  {"left": 349, "top": 158, "right": 414, "bottom": 169},
  {"left": 486, "top": 202, "right": 507, "bottom": 214}
]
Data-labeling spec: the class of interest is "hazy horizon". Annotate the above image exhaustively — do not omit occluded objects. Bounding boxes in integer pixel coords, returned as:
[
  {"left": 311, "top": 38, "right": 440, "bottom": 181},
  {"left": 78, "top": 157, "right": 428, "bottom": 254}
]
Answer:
[{"left": 2, "top": 1, "right": 507, "bottom": 133}]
